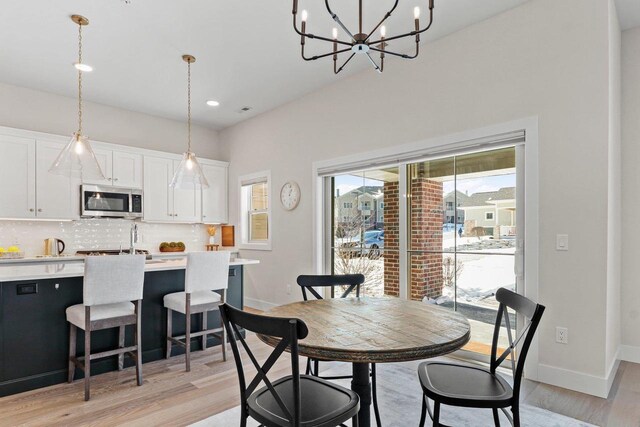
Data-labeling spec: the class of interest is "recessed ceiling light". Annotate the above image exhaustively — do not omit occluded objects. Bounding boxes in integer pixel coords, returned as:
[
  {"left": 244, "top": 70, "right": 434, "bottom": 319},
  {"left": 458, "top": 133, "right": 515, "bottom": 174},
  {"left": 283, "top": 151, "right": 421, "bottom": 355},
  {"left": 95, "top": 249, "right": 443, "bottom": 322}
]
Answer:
[
  {"left": 74, "top": 63, "right": 93, "bottom": 72},
  {"left": 206, "top": 100, "right": 220, "bottom": 107}
]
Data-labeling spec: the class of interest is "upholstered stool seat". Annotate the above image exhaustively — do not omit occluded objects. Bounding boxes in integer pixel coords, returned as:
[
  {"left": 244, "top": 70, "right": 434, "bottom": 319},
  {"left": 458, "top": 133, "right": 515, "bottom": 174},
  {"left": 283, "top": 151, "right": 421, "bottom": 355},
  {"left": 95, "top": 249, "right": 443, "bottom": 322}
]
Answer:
[
  {"left": 66, "top": 302, "right": 136, "bottom": 329},
  {"left": 163, "top": 290, "right": 221, "bottom": 314},
  {"left": 164, "top": 251, "right": 230, "bottom": 372}
]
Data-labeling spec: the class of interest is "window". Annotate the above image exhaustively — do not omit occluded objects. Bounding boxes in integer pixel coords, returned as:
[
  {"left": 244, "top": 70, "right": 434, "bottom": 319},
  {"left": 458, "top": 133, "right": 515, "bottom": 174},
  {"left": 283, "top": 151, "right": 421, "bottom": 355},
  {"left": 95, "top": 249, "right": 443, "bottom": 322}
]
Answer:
[
  {"left": 485, "top": 212, "right": 494, "bottom": 220},
  {"left": 343, "top": 202, "right": 353, "bottom": 209},
  {"left": 379, "top": 202, "right": 384, "bottom": 209},
  {"left": 239, "top": 171, "right": 271, "bottom": 250},
  {"left": 446, "top": 201, "right": 454, "bottom": 210}
]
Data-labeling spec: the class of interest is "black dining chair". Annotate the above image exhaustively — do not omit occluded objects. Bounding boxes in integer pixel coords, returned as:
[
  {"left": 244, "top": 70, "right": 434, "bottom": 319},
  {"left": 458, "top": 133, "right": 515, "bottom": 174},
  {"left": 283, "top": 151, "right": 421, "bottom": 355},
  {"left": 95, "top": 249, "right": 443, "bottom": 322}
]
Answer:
[
  {"left": 417, "top": 288, "right": 545, "bottom": 427},
  {"left": 219, "top": 303, "right": 360, "bottom": 427},
  {"left": 297, "top": 274, "right": 382, "bottom": 427}
]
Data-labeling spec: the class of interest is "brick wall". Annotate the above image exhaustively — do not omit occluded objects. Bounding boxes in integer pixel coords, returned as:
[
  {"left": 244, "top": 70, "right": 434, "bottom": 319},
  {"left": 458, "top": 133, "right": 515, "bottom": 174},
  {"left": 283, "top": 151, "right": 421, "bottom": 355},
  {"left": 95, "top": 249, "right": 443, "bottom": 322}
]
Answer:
[{"left": 382, "top": 179, "right": 444, "bottom": 300}]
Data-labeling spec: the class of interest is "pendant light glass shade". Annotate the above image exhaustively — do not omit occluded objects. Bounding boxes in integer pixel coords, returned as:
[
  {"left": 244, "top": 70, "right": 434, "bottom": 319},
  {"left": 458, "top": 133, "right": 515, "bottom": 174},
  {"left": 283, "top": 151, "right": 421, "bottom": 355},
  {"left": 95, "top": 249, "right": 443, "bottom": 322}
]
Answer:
[
  {"left": 170, "top": 151, "right": 209, "bottom": 189},
  {"left": 170, "top": 54, "right": 209, "bottom": 190},
  {"left": 49, "top": 132, "right": 105, "bottom": 180}
]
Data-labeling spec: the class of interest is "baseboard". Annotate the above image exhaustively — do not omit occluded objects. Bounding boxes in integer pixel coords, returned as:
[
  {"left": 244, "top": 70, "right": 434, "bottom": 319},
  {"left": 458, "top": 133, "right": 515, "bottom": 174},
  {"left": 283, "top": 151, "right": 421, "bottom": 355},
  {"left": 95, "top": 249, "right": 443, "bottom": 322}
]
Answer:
[
  {"left": 620, "top": 345, "right": 640, "bottom": 363},
  {"left": 538, "top": 358, "right": 620, "bottom": 399},
  {"left": 244, "top": 297, "right": 278, "bottom": 311}
]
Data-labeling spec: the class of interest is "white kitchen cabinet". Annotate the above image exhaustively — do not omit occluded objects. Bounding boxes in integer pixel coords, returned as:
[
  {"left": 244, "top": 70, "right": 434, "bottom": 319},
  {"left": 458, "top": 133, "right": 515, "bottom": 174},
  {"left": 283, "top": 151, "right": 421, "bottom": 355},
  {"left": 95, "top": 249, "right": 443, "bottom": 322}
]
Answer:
[
  {"left": 85, "top": 148, "right": 142, "bottom": 189},
  {"left": 35, "top": 140, "right": 79, "bottom": 220},
  {"left": 143, "top": 156, "right": 174, "bottom": 222},
  {"left": 0, "top": 135, "right": 36, "bottom": 219},
  {"left": 201, "top": 162, "right": 228, "bottom": 223},
  {"left": 143, "top": 156, "right": 200, "bottom": 223}
]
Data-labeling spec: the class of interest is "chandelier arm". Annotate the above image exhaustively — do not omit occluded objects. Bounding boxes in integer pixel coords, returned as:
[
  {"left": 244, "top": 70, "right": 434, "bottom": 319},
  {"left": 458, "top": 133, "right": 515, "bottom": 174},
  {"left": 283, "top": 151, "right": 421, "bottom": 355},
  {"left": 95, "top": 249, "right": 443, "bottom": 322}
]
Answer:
[
  {"left": 325, "top": 0, "right": 356, "bottom": 40},
  {"left": 302, "top": 47, "right": 351, "bottom": 61},
  {"left": 335, "top": 52, "right": 356, "bottom": 74},
  {"left": 292, "top": 16, "right": 353, "bottom": 47},
  {"left": 365, "top": 52, "right": 382, "bottom": 73},
  {"left": 369, "top": 46, "right": 412, "bottom": 59},
  {"left": 367, "top": 8, "right": 433, "bottom": 46},
  {"left": 364, "top": 0, "right": 399, "bottom": 43}
]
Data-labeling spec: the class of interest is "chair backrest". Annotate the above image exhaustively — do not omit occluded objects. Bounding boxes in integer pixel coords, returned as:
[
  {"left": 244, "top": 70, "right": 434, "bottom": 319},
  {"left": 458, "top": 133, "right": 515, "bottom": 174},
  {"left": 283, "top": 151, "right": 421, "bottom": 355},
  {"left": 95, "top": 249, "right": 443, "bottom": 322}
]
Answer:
[
  {"left": 490, "top": 288, "right": 545, "bottom": 400},
  {"left": 185, "top": 251, "right": 230, "bottom": 293},
  {"left": 83, "top": 255, "right": 145, "bottom": 306},
  {"left": 296, "top": 274, "right": 365, "bottom": 300},
  {"left": 220, "top": 303, "right": 308, "bottom": 427}
]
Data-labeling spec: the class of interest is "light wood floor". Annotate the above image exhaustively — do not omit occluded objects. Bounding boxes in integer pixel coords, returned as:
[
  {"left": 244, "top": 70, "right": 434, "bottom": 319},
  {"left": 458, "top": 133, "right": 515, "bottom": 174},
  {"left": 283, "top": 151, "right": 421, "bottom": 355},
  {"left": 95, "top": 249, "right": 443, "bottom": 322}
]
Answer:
[{"left": 1, "top": 335, "right": 639, "bottom": 427}]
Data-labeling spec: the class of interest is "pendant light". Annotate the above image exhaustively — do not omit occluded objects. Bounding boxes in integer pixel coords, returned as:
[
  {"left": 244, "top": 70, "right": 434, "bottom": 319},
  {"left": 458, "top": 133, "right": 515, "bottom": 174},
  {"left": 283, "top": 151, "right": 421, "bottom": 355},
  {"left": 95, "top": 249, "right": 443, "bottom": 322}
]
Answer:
[
  {"left": 49, "top": 15, "right": 105, "bottom": 181},
  {"left": 170, "top": 55, "right": 209, "bottom": 189}
]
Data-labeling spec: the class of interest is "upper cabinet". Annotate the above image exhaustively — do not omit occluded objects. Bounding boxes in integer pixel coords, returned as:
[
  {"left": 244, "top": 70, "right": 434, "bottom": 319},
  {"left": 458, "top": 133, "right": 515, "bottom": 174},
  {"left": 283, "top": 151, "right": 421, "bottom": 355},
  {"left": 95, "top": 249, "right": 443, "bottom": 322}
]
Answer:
[
  {"left": 201, "top": 161, "right": 228, "bottom": 224},
  {"left": 0, "top": 135, "right": 36, "bottom": 219},
  {"left": 85, "top": 147, "right": 142, "bottom": 189},
  {"left": 35, "top": 139, "right": 78, "bottom": 220}
]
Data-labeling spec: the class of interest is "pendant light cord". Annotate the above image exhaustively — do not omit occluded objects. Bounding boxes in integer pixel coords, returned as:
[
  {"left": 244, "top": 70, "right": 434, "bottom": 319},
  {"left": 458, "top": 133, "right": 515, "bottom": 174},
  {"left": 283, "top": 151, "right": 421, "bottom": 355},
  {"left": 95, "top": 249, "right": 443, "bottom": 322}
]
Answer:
[
  {"left": 187, "top": 60, "right": 192, "bottom": 153},
  {"left": 77, "top": 22, "right": 83, "bottom": 136}
]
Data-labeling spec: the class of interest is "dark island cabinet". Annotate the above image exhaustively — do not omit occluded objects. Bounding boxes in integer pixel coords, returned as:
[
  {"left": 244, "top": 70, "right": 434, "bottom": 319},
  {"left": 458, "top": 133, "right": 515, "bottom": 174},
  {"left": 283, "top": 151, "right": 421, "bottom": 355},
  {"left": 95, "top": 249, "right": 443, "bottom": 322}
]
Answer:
[{"left": 0, "top": 265, "right": 244, "bottom": 397}]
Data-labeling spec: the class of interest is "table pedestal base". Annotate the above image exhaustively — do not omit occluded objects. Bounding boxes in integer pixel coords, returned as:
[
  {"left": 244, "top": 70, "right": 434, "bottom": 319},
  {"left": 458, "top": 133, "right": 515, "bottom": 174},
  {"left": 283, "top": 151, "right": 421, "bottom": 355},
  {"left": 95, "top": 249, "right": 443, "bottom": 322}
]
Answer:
[{"left": 352, "top": 362, "right": 372, "bottom": 427}]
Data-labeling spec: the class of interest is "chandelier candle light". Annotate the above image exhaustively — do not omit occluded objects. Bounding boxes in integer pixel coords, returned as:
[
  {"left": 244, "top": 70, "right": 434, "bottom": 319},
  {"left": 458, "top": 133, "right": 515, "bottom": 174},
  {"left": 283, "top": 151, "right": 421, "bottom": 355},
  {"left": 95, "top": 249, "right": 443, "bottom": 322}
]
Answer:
[
  {"left": 49, "top": 15, "right": 105, "bottom": 181},
  {"left": 294, "top": 0, "right": 434, "bottom": 73},
  {"left": 170, "top": 55, "right": 209, "bottom": 190}
]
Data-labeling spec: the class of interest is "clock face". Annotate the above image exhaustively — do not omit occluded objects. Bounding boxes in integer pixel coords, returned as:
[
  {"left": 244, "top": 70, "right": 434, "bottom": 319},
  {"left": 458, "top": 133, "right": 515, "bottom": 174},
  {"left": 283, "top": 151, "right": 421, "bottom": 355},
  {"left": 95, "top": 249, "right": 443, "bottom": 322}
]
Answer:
[{"left": 280, "top": 181, "right": 301, "bottom": 211}]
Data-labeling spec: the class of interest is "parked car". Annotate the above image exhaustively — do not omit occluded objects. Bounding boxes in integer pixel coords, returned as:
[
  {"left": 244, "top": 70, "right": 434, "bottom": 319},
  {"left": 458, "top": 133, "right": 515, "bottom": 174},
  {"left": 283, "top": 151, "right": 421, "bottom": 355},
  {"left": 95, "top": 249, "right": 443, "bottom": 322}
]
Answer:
[{"left": 338, "top": 230, "right": 384, "bottom": 259}]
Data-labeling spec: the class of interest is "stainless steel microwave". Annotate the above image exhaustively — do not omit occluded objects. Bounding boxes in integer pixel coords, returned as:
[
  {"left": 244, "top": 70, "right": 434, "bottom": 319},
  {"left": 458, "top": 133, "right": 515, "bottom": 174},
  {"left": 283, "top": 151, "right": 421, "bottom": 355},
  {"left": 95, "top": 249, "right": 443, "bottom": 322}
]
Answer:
[{"left": 80, "top": 185, "right": 143, "bottom": 219}]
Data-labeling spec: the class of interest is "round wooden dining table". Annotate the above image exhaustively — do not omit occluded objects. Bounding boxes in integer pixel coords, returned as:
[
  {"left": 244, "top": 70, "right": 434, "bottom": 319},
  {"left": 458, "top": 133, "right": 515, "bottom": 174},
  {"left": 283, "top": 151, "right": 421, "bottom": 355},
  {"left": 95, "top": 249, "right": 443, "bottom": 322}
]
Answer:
[{"left": 258, "top": 297, "right": 471, "bottom": 427}]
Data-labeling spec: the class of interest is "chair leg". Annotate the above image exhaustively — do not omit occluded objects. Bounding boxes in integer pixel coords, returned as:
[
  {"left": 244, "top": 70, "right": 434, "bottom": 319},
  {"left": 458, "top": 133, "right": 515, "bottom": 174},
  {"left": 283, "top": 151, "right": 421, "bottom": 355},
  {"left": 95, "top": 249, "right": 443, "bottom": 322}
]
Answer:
[
  {"left": 492, "top": 408, "right": 501, "bottom": 427},
  {"left": 135, "top": 300, "right": 143, "bottom": 386},
  {"left": 201, "top": 311, "right": 208, "bottom": 351},
  {"left": 118, "top": 325, "right": 125, "bottom": 371},
  {"left": 512, "top": 404, "right": 520, "bottom": 427},
  {"left": 84, "top": 328, "right": 91, "bottom": 401},
  {"left": 306, "top": 358, "right": 312, "bottom": 375},
  {"left": 220, "top": 313, "right": 227, "bottom": 361},
  {"left": 166, "top": 308, "right": 172, "bottom": 359},
  {"left": 352, "top": 415, "right": 359, "bottom": 427},
  {"left": 185, "top": 296, "right": 191, "bottom": 372},
  {"left": 68, "top": 324, "right": 77, "bottom": 383},
  {"left": 314, "top": 359, "right": 319, "bottom": 376},
  {"left": 432, "top": 401, "right": 440, "bottom": 427},
  {"left": 371, "top": 363, "right": 381, "bottom": 427},
  {"left": 419, "top": 395, "right": 427, "bottom": 427}
]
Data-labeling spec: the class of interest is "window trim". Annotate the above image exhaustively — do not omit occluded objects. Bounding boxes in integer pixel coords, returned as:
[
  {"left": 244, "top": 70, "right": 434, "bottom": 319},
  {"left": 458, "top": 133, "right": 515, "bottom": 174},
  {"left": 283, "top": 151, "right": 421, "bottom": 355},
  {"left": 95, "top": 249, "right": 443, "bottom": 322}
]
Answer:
[
  {"left": 238, "top": 170, "right": 272, "bottom": 251},
  {"left": 485, "top": 211, "right": 494, "bottom": 220}
]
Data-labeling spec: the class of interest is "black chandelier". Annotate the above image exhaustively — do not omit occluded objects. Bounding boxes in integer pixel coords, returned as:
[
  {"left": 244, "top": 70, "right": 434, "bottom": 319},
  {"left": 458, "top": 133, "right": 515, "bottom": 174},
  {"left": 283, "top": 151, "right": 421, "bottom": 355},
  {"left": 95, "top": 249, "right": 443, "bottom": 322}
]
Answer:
[{"left": 293, "top": 0, "right": 435, "bottom": 74}]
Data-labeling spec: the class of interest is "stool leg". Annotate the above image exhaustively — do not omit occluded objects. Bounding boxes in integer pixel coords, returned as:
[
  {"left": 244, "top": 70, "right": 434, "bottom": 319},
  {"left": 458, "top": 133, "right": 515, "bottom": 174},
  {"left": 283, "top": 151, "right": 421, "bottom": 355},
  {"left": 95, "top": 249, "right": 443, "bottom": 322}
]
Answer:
[
  {"left": 166, "top": 308, "right": 172, "bottom": 359},
  {"left": 185, "top": 294, "right": 191, "bottom": 372},
  {"left": 68, "top": 323, "right": 77, "bottom": 383},
  {"left": 221, "top": 312, "right": 226, "bottom": 361},
  {"left": 118, "top": 326, "right": 125, "bottom": 371},
  {"left": 135, "top": 300, "right": 143, "bottom": 386},
  {"left": 201, "top": 311, "right": 207, "bottom": 350},
  {"left": 84, "top": 307, "right": 91, "bottom": 401}
]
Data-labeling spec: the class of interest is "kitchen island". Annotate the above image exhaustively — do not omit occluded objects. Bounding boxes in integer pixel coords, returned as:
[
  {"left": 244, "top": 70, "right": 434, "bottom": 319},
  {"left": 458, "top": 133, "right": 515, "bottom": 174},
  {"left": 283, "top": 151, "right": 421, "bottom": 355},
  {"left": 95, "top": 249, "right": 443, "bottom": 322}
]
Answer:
[{"left": 0, "top": 257, "right": 258, "bottom": 396}]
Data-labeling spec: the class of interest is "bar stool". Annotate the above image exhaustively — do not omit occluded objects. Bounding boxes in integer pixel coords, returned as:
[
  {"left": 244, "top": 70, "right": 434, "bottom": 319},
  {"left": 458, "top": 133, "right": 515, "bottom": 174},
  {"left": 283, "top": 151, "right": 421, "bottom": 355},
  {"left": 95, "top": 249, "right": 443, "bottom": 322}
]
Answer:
[
  {"left": 66, "top": 254, "right": 146, "bottom": 401},
  {"left": 164, "top": 251, "right": 230, "bottom": 371}
]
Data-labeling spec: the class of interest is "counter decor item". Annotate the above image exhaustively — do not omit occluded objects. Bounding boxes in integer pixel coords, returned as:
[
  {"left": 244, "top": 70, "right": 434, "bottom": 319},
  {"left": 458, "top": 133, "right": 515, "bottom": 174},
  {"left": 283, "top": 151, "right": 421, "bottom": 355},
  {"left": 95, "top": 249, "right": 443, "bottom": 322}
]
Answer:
[
  {"left": 207, "top": 225, "right": 217, "bottom": 244},
  {"left": 221, "top": 225, "right": 235, "bottom": 247},
  {"left": 159, "top": 242, "right": 186, "bottom": 253},
  {"left": 0, "top": 246, "right": 24, "bottom": 259}
]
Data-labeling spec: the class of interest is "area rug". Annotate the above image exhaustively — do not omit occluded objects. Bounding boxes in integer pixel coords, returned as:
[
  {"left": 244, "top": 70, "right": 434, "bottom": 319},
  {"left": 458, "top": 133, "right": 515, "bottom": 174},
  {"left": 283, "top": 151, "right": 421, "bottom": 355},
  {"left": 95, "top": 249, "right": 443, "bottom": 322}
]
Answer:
[{"left": 192, "top": 360, "right": 596, "bottom": 427}]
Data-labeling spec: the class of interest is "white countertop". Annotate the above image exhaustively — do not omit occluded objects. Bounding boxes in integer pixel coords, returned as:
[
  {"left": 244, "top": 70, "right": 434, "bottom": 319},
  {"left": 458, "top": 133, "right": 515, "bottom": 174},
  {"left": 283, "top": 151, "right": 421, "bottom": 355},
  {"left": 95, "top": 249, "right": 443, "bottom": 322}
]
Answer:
[{"left": 0, "top": 258, "right": 259, "bottom": 282}]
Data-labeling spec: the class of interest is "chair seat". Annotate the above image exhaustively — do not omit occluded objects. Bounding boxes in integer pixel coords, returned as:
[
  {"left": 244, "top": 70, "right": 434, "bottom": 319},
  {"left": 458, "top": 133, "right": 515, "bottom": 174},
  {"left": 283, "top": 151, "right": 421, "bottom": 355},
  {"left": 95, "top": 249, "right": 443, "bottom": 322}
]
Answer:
[
  {"left": 418, "top": 361, "right": 513, "bottom": 408},
  {"left": 163, "top": 290, "right": 221, "bottom": 313},
  {"left": 66, "top": 302, "right": 135, "bottom": 330},
  {"left": 248, "top": 375, "right": 360, "bottom": 427}
]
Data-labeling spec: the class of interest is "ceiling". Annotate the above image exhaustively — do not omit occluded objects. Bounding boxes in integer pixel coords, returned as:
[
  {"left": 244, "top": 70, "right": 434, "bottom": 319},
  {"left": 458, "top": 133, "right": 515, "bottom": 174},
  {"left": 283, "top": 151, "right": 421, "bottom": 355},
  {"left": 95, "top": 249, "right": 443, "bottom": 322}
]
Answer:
[
  {"left": 616, "top": 0, "right": 640, "bottom": 30},
  {"left": 0, "top": 0, "right": 540, "bottom": 130}
]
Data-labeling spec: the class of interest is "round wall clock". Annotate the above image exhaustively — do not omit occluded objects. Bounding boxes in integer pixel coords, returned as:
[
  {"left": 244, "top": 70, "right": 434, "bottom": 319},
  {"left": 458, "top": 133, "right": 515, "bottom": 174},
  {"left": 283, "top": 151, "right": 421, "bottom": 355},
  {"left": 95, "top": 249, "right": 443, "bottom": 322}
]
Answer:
[{"left": 280, "top": 181, "right": 301, "bottom": 211}]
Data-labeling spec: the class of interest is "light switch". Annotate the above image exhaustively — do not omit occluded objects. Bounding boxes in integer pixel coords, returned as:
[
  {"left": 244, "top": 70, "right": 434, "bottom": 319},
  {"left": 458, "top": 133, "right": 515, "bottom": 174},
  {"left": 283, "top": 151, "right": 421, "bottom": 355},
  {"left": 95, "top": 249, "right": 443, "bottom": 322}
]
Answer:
[{"left": 556, "top": 234, "right": 569, "bottom": 251}]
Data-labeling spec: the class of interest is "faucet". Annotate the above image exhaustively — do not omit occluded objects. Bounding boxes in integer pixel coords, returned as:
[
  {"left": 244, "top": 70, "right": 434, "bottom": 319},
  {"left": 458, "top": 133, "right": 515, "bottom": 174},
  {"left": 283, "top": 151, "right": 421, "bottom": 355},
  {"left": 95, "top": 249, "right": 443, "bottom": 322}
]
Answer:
[{"left": 130, "top": 223, "right": 138, "bottom": 254}]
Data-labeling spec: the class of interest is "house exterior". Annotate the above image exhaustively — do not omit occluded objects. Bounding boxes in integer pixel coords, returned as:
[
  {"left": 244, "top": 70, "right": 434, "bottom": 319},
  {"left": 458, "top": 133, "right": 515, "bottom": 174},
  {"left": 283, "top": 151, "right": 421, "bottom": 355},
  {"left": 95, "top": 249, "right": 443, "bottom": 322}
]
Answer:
[
  {"left": 458, "top": 187, "right": 516, "bottom": 237},
  {"left": 335, "top": 185, "right": 384, "bottom": 230},
  {"left": 442, "top": 190, "right": 469, "bottom": 225}
]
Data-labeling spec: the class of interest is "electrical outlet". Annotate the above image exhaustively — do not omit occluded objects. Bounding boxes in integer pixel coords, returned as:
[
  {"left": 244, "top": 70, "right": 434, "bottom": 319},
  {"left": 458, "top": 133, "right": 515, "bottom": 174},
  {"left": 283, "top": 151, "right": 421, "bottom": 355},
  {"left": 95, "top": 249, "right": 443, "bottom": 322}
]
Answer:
[
  {"left": 286, "top": 284, "right": 291, "bottom": 295},
  {"left": 556, "top": 327, "right": 568, "bottom": 344}
]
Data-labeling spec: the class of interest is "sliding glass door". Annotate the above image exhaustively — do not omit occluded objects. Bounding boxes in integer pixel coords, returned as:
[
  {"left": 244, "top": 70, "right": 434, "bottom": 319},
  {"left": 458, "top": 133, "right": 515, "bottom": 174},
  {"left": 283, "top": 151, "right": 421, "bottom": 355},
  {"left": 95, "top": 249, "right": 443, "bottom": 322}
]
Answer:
[{"left": 407, "top": 147, "right": 519, "bottom": 355}]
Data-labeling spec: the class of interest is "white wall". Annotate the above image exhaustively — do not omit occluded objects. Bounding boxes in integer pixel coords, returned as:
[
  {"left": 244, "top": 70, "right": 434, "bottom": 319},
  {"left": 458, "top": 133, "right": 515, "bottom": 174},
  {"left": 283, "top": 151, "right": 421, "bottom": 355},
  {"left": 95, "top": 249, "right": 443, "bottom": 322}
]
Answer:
[
  {"left": 605, "top": 0, "right": 622, "bottom": 381},
  {"left": 0, "top": 82, "right": 222, "bottom": 159},
  {"left": 621, "top": 26, "right": 640, "bottom": 363},
  {"left": 221, "top": 0, "right": 619, "bottom": 395}
]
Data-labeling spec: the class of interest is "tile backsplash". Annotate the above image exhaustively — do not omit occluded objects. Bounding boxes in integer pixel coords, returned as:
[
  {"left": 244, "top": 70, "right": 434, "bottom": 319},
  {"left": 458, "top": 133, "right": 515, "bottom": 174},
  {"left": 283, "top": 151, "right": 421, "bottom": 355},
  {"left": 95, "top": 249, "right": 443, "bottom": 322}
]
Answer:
[{"left": 0, "top": 218, "right": 218, "bottom": 256}]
